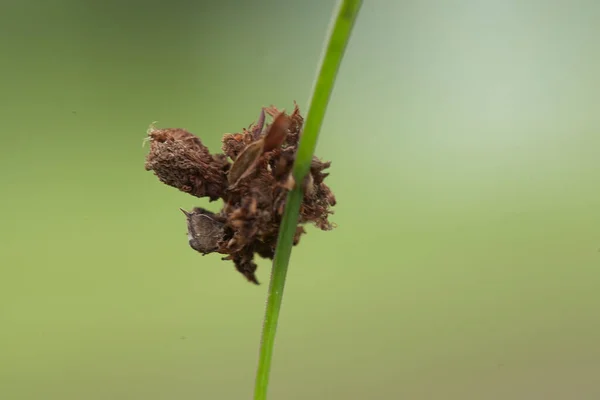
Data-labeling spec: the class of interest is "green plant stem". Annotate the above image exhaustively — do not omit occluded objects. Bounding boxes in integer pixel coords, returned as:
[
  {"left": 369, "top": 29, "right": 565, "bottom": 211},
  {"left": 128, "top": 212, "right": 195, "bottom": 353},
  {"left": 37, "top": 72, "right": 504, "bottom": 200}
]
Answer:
[{"left": 253, "top": 1, "right": 363, "bottom": 399}]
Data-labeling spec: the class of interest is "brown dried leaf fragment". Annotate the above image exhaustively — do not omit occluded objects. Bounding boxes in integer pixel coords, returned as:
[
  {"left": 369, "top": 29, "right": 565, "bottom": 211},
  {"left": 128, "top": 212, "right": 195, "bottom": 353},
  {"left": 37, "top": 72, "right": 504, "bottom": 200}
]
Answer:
[
  {"left": 227, "top": 140, "right": 265, "bottom": 186},
  {"left": 231, "top": 250, "right": 260, "bottom": 285},
  {"left": 227, "top": 112, "right": 291, "bottom": 187},
  {"left": 262, "top": 113, "right": 291, "bottom": 152},
  {"left": 251, "top": 108, "right": 266, "bottom": 140}
]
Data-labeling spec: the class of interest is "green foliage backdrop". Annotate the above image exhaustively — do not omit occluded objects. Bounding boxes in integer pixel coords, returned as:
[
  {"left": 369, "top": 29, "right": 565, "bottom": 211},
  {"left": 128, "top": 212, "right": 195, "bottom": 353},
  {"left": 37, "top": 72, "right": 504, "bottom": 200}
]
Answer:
[{"left": 1, "top": 1, "right": 599, "bottom": 399}]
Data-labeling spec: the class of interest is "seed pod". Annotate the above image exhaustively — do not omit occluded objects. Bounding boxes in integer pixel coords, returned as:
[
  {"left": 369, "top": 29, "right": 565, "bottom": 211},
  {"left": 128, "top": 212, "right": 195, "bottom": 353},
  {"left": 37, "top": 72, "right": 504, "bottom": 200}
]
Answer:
[{"left": 145, "top": 127, "right": 229, "bottom": 201}]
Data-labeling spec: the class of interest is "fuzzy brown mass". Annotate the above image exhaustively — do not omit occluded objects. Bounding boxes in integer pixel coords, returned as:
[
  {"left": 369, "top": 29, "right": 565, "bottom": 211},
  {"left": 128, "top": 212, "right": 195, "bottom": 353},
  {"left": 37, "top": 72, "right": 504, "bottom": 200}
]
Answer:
[{"left": 144, "top": 104, "right": 336, "bottom": 284}]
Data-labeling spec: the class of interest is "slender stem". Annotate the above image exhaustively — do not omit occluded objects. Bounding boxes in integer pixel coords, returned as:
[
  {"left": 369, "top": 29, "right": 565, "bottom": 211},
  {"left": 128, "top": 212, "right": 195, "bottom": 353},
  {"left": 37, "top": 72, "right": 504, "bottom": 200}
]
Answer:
[{"left": 253, "top": 1, "right": 363, "bottom": 399}]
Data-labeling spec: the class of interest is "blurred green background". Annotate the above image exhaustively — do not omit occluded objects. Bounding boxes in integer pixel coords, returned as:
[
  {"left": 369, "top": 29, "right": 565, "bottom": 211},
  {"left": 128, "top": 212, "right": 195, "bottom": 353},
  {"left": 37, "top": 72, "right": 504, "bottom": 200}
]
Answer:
[{"left": 1, "top": 0, "right": 599, "bottom": 399}]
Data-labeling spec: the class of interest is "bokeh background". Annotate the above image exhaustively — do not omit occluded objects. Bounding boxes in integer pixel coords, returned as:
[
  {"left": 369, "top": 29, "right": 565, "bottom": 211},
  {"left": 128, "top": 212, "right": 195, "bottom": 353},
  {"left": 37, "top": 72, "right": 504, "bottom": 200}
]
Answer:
[{"left": 1, "top": 0, "right": 600, "bottom": 399}]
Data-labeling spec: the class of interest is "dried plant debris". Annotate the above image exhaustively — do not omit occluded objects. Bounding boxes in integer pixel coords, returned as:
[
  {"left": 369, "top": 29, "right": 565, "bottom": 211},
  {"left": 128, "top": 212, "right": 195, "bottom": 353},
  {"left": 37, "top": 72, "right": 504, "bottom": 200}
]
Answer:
[{"left": 144, "top": 104, "right": 336, "bottom": 284}]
